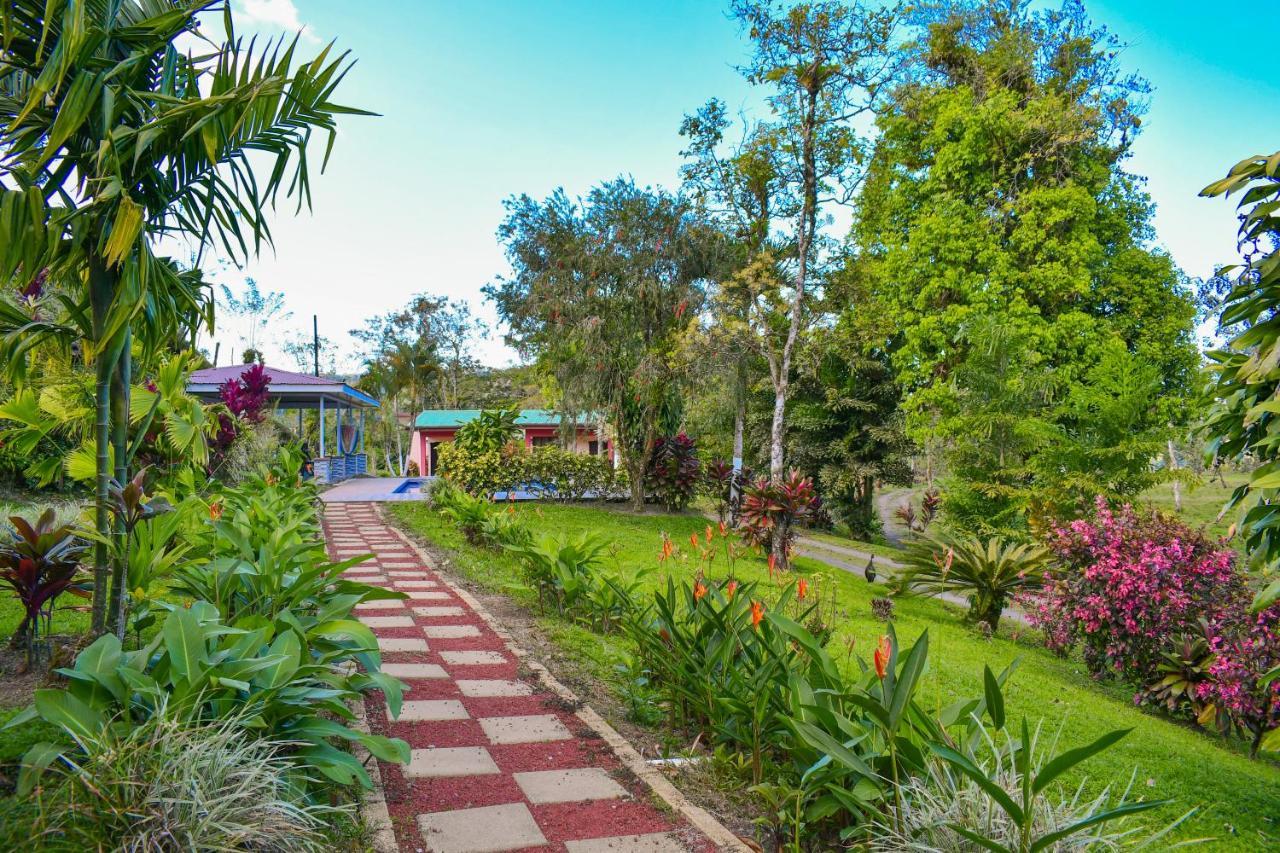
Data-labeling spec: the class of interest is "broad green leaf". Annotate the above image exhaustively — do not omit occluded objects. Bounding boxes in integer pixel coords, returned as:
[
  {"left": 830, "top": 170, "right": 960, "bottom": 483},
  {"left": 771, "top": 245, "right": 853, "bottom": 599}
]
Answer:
[
  {"left": 33, "top": 689, "right": 104, "bottom": 742},
  {"left": 162, "top": 607, "right": 208, "bottom": 683},
  {"left": 17, "top": 742, "right": 68, "bottom": 797},
  {"left": 983, "top": 665, "right": 1005, "bottom": 730},
  {"left": 1032, "top": 728, "right": 1132, "bottom": 794}
]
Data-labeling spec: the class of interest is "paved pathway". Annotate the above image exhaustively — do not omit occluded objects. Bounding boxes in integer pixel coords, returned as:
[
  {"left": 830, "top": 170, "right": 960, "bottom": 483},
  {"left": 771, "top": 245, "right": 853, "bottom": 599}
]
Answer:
[{"left": 323, "top": 503, "right": 717, "bottom": 853}]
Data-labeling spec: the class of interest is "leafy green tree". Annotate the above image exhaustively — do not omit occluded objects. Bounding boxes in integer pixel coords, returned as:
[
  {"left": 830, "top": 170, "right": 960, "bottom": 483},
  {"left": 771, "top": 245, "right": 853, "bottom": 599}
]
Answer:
[
  {"left": 1201, "top": 148, "right": 1280, "bottom": 611},
  {"left": 728, "top": 0, "right": 903, "bottom": 485},
  {"left": 787, "top": 324, "right": 910, "bottom": 538},
  {"left": 850, "top": 1, "right": 1197, "bottom": 531},
  {"left": 0, "top": 1, "right": 366, "bottom": 632},
  {"left": 487, "top": 178, "right": 719, "bottom": 510}
]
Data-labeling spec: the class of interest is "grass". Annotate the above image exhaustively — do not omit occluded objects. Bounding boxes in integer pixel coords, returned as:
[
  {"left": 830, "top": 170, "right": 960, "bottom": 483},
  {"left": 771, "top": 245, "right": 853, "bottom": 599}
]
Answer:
[
  {"left": 390, "top": 499, "right": 1280, "bottom": 851},
  {"left": 1139, "top": 472, "right": 1247, "bottom": 549},
  {"left": 803, "top": 529, "right": 905, "bottom": 561}
]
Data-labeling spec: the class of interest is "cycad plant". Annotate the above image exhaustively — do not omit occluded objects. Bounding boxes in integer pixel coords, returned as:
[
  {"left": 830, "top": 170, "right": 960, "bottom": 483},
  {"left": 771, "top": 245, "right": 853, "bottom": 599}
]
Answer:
[
  {"left": 894, "top": 531, "right": 1050, "bottom": 631},
  {"left": 0, "top": 1, "right": 368, "bottom": 633}
]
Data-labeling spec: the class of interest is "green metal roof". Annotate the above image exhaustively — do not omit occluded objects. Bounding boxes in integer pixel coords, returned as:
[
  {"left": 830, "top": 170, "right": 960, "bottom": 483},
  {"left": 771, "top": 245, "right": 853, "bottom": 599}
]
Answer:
[{"left": 413, "top": 409, "right": 574, "bottom": 430}]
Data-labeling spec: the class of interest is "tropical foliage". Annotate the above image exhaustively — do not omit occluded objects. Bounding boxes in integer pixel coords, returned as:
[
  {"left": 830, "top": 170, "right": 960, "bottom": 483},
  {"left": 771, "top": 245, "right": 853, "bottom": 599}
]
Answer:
[
  {"left": 1201, "top": 147, "right": 1280, "bottom": 611},
  {"left": 894, "top": 532, "right": 1050, "bottom": 631},
  {"left": 0, "top": 0, "right": 367, "bottom": 634}
]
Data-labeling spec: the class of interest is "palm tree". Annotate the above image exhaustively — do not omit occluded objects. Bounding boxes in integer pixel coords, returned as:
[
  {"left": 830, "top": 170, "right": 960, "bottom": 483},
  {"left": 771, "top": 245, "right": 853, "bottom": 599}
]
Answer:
[{"left": 0, "top": 1, "right": 369, "bottom": 633}]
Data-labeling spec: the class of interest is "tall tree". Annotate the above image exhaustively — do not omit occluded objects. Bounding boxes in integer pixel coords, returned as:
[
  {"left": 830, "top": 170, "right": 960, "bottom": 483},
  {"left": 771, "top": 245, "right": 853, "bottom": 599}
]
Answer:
[
  {"left": 730, "top": 0, "right": 903, "bottom": 488},
  {"left": 487, "top": 178, "right": 718, "bottom": 510},
  {"left": 219, "top": 277, "right": 290, "bottom": 363},
  {"left": 679, "top": 98, "right": 789, "bottom": 504},
  {"left": 787, "top": 323, "right": 910, "bottom": 538},
  {"left": 850, "top": 0, "right": 1198, "bottom": 529},
  {"left": 0, "top": 1, "right": 366, "bottom": 632}
]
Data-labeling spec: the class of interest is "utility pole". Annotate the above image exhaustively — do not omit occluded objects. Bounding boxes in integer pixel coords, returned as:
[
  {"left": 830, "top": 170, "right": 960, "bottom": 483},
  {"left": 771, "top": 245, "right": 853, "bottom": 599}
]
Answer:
[
  {"left": 313, "top": 314, "right": 320, "bottom": 376},
  {"left": 212, "top": 341, "right": 220, "bottom": 367}
]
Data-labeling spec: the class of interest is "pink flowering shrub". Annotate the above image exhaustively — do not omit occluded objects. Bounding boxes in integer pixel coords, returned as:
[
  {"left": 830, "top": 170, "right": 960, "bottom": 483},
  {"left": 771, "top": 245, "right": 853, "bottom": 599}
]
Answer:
[
  {"left": 1027, "top": 498, "right": 1280, "bottom": 755},
  {"left": 1196, "top": 604, "right": 1280, "bottom": 757},
  {"left": 1027, "top": 499, "right": 1245, "bottom": 685}
]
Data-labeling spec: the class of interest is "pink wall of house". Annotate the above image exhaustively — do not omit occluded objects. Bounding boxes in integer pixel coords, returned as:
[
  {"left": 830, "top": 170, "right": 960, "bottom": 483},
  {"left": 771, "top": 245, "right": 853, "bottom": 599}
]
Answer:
[{"left": 407, "top": 426, "right": 613, "bottom": 477}]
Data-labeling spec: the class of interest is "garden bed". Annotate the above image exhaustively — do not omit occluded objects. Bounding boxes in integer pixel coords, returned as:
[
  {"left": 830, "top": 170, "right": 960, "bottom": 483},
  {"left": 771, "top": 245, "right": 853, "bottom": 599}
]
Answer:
[{"left": 389, "top": 499, "right": 1280, "bottom": 850}]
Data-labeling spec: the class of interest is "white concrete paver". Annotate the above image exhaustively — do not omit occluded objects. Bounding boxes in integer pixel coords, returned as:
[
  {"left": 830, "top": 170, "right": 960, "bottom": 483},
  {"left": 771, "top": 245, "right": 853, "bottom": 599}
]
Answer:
[{"left": 417, "top": 802, "right": 548, "bottom": 853}]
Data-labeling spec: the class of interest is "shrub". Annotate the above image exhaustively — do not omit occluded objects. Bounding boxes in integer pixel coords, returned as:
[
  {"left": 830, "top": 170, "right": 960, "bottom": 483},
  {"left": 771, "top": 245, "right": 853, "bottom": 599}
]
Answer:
[
  {"left": 894, "top": 532, "right": 1050, "bottom": 632},
  {"left": 436, "top": 441, "right": 525, "bottom": 498},
  {"left": 702, "top": 458, "right": 736, "bottom": 522},
  {"left": 738, "top": 470, "right": 819, "bottom": 570},
  {"left": 1196, "top": 604, "right": 1280, "bottom": 757},
  {"left": 645, "top": 432, "right": 700, "bottom": 511},
  {"left": 5, "top": 702, "right": 341, "bottom": 852},
  {"left": 7, "top": 604, "right": 409, "bottom": 794},
  {"left": 873, "top": 716, "right": 1183, "bottom": 852},
  {"left": 1028, "top": 500, "right": 1244, "bottom": 685},
  {"left": 508, "top": 533, "right": 607, "bottom": 616},
  {"left": 433, "top": 481, "right": 497, "bottom": 544},
  {"left": 454, "top": 406, "right": 522, "bottom": 453},
  {"left": 0, "top": 509, "right": 89, "bottom": 665},
  {"left": 526, "top": 446, "right": 618, "bottom": 501}
]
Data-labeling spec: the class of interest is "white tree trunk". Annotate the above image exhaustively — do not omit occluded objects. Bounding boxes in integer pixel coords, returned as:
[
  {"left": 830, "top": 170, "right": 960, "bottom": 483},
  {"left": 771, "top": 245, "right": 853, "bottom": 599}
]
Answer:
[{"left": 1168, "top": 438, "right": 1182, "bottom": 512}]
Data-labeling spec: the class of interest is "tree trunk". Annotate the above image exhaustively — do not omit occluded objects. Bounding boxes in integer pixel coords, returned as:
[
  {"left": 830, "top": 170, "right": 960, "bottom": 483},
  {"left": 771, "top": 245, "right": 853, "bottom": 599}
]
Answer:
[
  {"left": 88, "top": 258, "right": 121, "bottom": 636},
  {"left": 768, "top": 82, "right": 819, "bottom": 566},
  {"left": 108, "top": 332, "right": 131, "bottom": 639},
  {"left": 1167, "top": 438, "right": 1182, "bottom": 512},
  {"left": 731, "top": 362, "right": 746, "bottom": 523}
]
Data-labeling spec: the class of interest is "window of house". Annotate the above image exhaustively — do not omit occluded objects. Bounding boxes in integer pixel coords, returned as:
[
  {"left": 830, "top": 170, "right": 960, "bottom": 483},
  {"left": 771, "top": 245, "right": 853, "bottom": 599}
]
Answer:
[
  {"left": 531, "top": 436, "right": 556, "bottom": 448},
  {"left": 588, "top": 440, "right": 599, "bottom": 455}
]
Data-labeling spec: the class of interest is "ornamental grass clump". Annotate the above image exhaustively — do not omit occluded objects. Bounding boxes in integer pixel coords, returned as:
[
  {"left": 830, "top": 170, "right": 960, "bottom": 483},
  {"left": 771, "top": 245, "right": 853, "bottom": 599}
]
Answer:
[{"left": 3, "top": 701, "right": 341, "bottom": 853}]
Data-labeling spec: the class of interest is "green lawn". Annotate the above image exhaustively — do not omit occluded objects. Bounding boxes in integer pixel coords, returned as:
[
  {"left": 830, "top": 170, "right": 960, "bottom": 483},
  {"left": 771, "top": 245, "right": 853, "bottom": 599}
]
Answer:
[
  {"left": 1139, "top": 472, "right": 1246, "bottom": 548},
  {"left": 390, "top": 500, "right": 1280, "bottom": 850}
]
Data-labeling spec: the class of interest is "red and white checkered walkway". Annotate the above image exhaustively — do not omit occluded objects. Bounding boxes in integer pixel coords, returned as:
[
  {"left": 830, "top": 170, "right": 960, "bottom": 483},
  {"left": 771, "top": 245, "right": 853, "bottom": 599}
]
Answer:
[{"left": 324, "top": 503, "right": 717, "bottom": 853}]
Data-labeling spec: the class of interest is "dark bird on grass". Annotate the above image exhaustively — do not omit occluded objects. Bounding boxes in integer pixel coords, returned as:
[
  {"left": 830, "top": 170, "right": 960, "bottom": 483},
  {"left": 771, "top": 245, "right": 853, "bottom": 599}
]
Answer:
[{"left": 864, "top": 556, "right": 877, "bottom": 584}]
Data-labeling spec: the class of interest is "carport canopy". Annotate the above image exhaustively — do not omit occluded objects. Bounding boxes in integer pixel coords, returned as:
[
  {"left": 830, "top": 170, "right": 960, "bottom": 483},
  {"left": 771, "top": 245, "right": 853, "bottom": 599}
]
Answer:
[{"left": 187, "top": 365, "right": 379, "bottom": 411}]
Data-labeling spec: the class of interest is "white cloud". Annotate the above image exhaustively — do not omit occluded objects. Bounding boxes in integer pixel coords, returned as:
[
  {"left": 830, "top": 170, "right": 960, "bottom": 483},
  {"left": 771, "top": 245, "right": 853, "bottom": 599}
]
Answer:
[{"left": 234, "top": 0, "right": 317, "bottom": 41}]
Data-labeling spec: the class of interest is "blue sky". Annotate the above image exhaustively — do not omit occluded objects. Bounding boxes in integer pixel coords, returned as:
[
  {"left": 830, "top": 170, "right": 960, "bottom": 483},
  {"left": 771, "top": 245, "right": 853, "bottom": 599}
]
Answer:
[{"left": 206, "top": 1, "right": 1280, "bottom": 370}]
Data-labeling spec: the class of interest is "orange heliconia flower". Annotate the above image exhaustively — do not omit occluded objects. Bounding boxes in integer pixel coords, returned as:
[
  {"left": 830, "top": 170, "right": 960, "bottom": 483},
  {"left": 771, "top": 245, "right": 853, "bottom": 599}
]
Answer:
[
  {"left": 718, "top": 520, "right": 727, "bottom": 536},
  {"left": 705, "top": 524, "right": 713, "bottom": 544},
  {"left": 726, "top": 579, "right": 738, "bottom": 600},
  {"left": 797, "top": 578, "right": 809, "bottom": 600},
  {"left": 693, "top": 580, "right": 708, "bottom": 601},
  {"left": 767, "top": 551, "right": 777, "bottom": 579},
  {"left": 874, "top": 635, "right": 892, "bottom": 680},
  {"left": 750, "top": 600, "right": 765, "bottom": 629},
  {"left": 690, "top": 532, "right": 700, "bottom": 549},
  {"left": 208, "top": 501, "right": 223, "bottom": 521},
  {"left": 659, "top": 535, "right": 674, "bottom": 562}
]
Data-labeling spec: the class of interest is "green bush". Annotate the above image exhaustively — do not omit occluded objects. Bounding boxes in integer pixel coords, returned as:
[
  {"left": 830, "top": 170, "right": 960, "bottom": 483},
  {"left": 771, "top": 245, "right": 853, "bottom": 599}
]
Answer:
[
  {"left": 439, "top": 441, "right": 622, "bottom": 501},
  {"left": 436, "top": 441, "right": 524, "bottom": 497},
  {"left": 6, "top": 602, "right": 408, "bottom": 794},
  {"left": 893, "top": 532, "right": 1050, "bottom": 631}
]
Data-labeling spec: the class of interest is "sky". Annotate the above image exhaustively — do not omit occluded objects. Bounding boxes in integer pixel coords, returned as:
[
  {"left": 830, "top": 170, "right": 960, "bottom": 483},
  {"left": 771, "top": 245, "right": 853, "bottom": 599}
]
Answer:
[{"left": 201, "top": 0, "right": 1280, "bottom": 373}]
